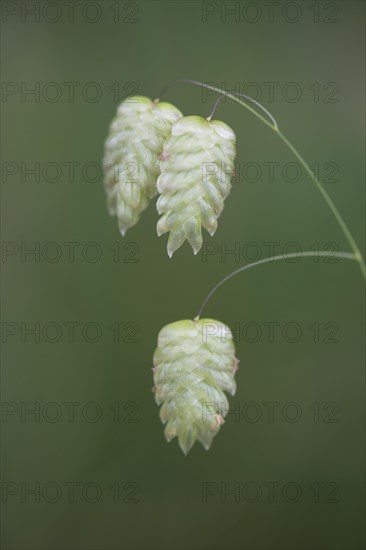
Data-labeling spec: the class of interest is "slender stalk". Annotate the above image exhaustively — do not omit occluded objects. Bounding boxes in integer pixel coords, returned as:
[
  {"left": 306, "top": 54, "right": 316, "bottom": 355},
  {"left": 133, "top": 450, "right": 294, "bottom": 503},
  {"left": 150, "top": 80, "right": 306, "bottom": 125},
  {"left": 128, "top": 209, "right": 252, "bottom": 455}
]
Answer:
[
  {"left": 197, "top": 251, "right": 356, "bottom": 318},
  {"left": 156, "top": 79, "right": 277, "bottom": 130},
  {"left": 275, "top": 128, "right": 365, "bottom": 279},
  {"left": 157, "top": 79, "right": 365, "bottom": 280}
]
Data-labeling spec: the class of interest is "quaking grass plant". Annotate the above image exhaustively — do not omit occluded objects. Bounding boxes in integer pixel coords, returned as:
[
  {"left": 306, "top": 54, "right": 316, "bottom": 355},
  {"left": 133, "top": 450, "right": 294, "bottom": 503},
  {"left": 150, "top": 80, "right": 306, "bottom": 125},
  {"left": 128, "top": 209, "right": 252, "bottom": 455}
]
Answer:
[{"left": 103, "top": 79, "right": 365, "bottom": 455}]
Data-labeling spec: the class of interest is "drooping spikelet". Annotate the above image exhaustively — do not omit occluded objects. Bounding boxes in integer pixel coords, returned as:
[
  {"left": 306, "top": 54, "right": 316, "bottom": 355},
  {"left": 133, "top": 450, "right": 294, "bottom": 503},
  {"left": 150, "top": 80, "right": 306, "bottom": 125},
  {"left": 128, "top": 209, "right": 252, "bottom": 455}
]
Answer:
[
  {"left": 153, "top": 318, "right": 239, "bottom": 455},
  {"left": 103, "top": 96, "right": 182, "bottom": 236},
  {"left": 156, "top": 116, "right": 236, "bottom": 257}
]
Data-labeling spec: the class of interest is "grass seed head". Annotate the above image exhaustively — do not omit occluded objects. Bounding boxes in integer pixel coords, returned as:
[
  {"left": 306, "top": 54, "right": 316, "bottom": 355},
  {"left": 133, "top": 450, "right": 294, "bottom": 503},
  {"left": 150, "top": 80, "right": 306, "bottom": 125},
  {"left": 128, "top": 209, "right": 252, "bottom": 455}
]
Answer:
[
  {"left": 156, "top": 116, "right": 236, "bottom": 257},
  {"left": 153, "top": 318, "right": 238, "bottom": 455},
  {"left": 103, "top": 96, "right": 182, "bottom": 236}
]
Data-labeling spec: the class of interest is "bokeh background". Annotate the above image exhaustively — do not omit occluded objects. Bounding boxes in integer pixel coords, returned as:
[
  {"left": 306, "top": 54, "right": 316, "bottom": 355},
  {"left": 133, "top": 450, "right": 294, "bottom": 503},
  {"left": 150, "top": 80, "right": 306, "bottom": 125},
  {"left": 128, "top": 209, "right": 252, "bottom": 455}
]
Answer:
[{"left": 1, "top": 1, "right": 365, "bottom": 549}]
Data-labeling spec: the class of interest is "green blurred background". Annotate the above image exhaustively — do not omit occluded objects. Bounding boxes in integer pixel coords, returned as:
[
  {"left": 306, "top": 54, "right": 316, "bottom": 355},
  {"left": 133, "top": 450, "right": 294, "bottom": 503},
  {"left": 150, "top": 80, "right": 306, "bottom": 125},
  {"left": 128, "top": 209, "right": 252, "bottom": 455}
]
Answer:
[{"left": 1, "top": 1, "right": 365, "bottom": 549}]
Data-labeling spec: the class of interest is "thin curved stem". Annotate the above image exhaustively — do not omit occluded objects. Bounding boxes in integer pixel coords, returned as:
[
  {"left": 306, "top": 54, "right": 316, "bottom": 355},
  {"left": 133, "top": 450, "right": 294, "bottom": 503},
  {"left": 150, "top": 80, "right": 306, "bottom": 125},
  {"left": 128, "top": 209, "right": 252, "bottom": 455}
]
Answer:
[
  {"left": 275, "top": 128, "right": 365, "bottom": 279},
  {"left": 157, "top": 79, "right": 365, "bottom": 280},
  {"left": 197, "top": 251, "right": 356, "bottom": 319},
  {"left": 206, "top": 90, "right": 278, "bottom": 128},
  {"left": 156, "top": 79, "right": 277, "bottom": 130}
]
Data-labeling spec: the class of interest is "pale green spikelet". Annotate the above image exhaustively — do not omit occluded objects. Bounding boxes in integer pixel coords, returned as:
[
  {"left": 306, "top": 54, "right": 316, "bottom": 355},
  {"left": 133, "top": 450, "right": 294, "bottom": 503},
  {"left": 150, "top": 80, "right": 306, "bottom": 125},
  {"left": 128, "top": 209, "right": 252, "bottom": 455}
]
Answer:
[
  {"left": 156, "top": 116, "right": 236, "bottom": 257},
  {"left": 103, "top": 96, "right": 182, "bottom": 236},
  {"left": 153, "top": 318, "right": 239, "bottom": 455}
]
